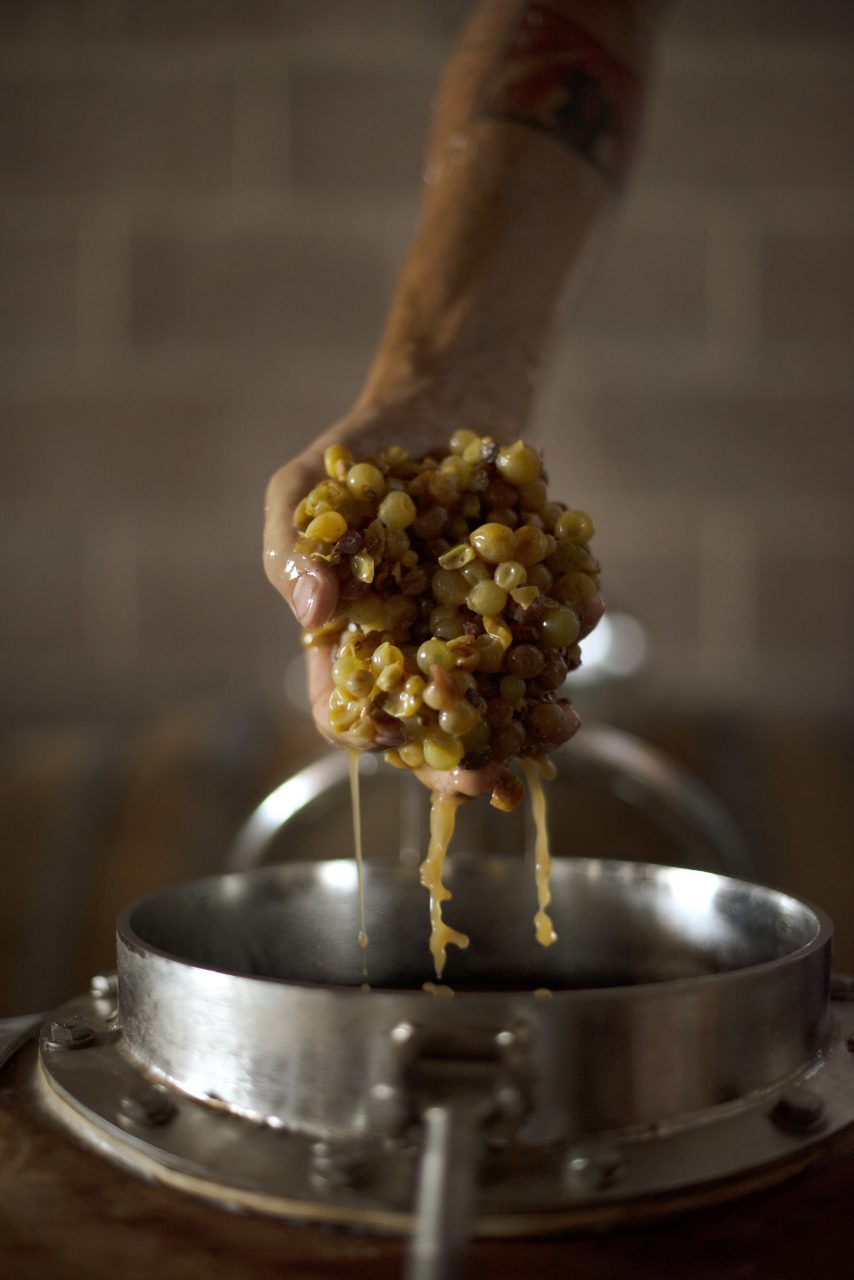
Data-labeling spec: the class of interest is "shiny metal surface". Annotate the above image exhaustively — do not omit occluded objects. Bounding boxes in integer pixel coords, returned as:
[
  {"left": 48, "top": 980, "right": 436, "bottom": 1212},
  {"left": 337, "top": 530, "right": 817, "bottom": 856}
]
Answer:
[
  {"left": 397, "top": 1020, "right": 531, "bottom": 1280},
  {"left": 30, "top": 979, "right": 854, "bottom": 1232},
  {"left": 117, "top": 857, "right": 830, "bottom": 1140},
  {"left": 406, "top": 1103, "right": 479, "bottom": 1280},
  {"left": 227, "top": 728, "right": 755, "bottom": 879}
]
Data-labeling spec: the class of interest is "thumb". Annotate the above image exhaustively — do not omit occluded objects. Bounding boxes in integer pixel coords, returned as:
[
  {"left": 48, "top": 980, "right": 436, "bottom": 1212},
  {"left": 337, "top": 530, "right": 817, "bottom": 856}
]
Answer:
[{"left": 264, "top": 456, "right": 340, "bottom": 629}]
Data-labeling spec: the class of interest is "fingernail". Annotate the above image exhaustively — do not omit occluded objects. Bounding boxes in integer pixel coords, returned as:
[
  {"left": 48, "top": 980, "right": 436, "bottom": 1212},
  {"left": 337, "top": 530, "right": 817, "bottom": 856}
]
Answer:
[{"left": 293, "top": 573, "right": 318, "bottom": 627}]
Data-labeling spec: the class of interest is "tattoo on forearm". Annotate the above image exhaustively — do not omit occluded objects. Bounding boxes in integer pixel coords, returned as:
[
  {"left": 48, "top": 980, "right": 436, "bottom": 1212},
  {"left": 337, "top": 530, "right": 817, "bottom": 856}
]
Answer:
[{"left": 476, "top": 2, "right": 640, "bottom": 189}]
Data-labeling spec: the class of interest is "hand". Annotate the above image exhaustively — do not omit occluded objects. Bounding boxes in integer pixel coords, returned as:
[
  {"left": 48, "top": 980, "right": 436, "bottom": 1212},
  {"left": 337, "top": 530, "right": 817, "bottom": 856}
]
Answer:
[
  {"left": 263, "top": 401, "right": 603, "bottom": 800},
  {"left": 259, "top": 0, "right": 655, "bottom": 803}
]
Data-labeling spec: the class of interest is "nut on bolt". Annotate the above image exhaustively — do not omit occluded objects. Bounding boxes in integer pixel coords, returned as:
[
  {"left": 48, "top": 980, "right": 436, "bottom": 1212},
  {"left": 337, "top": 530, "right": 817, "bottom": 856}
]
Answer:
[
  {"left": 47, "top": 1016, "right": 95, "bottom": 1049},
  {"left": 368, "top": 1081, "right": 410, "bottom": 1137},
  {"left": 310, "top": 1139, "right": 373, "bottom": 1191},
  {"left": 564, "top": 1145, "right": 623, "bottom": 1192},
  {"left": 770, "top": 1086, "right": 825, "bottom": 1134},
  {"left": 120, "top": 1085, "right": 176, "bottom": 1128}
]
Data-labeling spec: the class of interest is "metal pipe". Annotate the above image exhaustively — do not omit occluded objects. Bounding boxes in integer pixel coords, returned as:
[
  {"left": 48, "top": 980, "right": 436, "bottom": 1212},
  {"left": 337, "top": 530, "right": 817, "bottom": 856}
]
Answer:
[{"left": 405, "top": 1101, "right": 480, "bottom": 1280}]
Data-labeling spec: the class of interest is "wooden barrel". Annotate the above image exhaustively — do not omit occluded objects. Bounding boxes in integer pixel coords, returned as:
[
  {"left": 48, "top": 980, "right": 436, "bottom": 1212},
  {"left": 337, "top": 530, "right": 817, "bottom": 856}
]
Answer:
[
  {"left": 2, "top": 1033, "right": 854, "bottom": 1279},
  {"left": 0, "top": 697, "right": 320, "bottom": 1018}
]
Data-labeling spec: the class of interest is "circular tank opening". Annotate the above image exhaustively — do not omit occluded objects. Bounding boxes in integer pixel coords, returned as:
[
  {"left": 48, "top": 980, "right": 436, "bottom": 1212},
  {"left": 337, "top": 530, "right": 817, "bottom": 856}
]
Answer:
[{"left": 125, "top": 856, "right": 824, "bottom": 993}]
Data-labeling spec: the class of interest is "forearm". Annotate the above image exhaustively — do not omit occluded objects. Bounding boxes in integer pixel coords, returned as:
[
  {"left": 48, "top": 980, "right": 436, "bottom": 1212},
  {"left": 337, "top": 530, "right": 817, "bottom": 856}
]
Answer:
[
  {"left": 265, "top": 0, "right": 663, "bottom": 639},
  {"left": 357, "top": 0, "right": 661, "bottom": 436}
]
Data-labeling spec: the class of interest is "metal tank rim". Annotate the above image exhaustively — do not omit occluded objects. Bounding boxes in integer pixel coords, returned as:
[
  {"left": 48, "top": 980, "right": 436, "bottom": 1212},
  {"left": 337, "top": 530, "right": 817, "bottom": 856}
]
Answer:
[
  {"left": 114, "top": 856, "right": 834, "bottom": 1142},
  {"left": 116, "top": 855, "right": 832, "bottom": 997}
]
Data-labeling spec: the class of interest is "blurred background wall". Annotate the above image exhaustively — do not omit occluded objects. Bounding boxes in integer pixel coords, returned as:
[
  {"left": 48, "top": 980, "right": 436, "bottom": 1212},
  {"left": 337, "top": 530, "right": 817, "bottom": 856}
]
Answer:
[{"left": 0, "top": 1, "right": 853, "bottom": 1012}]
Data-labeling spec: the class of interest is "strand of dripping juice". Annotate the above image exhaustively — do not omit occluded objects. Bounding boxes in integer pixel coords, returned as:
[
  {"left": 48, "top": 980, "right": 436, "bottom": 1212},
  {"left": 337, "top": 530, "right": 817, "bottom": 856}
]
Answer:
[
  {"left": 295, "top": 431, "right": 600, "bottom": 967},
  {"left": 347, "top": 748, "right": 369, "bottom": 970},
  {"left": 521, "top": 758, "right": 557, "bottom": 947},
  {"left": 420, "top": 792, "right": 469, "bottom": 979}
]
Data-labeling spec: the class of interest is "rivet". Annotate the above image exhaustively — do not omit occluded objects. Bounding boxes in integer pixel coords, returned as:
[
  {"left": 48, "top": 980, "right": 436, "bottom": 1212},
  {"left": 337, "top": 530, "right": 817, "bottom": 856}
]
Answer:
[
  {"left": 564, "top": 1145, "right": 623, "bottom": 1191},
  {"left": 368, "top": 1081, "right": 409, "bottom": 1136},
  {"left": 310, "top": 1139, "right": 373, "bottom": 1191},
  {"left": 120, "top": 1086, "right": 176, "bottom": 1128},
  {"left": 494, "top": 1083, "right": 524, "bottom": 1121},
  {"left": 90, "top": 973, "right": 118, "bottom": 1000},
  {"left": 770, "top": 1086, "right": 825, "bottom": 1133},
  {"left": 47, "top": 1016, "right": 94, "bottom": 1049}
]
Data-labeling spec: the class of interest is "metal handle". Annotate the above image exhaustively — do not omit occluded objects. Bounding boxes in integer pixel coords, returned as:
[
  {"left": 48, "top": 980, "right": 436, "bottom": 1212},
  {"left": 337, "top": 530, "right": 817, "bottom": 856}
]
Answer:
[
  {"left": 388, "top": 1021, "right": 530, "bottom": 1280},
  {"left": 405, "top": 1101, "right": 481, "bottom": 1280},
  {"left": 577, "top": 725, "right": 755, "bottom": 879},
  {"left": 227, "top": 752, "right": 368, "bottom": 871},
  {"left": 226, "top": 725, "right": 754, "bottom": 879}
]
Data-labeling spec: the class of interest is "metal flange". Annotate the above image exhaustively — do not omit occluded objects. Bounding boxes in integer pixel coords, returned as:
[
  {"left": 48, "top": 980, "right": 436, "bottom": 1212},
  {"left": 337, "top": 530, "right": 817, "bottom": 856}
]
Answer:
[{"left": 32, "top": 983, "right": 854, "bottom": 1236}]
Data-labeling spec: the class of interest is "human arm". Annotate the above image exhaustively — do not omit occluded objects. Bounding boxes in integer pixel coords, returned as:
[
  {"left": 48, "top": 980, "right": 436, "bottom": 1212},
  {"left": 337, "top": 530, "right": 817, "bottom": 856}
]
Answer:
[{"left": 264, "top": 0, "right": 663, "bottom": 793}]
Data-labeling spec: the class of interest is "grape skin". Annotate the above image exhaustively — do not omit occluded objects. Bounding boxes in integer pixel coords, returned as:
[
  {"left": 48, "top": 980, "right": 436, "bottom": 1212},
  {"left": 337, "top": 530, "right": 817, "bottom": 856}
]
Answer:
[{"left": 296, "top": 433, "right": 599, "bottom": 810}]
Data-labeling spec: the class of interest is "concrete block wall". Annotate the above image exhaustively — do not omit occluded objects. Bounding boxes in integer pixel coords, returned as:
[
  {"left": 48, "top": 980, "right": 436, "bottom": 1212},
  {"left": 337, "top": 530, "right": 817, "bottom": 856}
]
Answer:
[{"left": 1, "top": 0, "right": 852, "bottom": 727}]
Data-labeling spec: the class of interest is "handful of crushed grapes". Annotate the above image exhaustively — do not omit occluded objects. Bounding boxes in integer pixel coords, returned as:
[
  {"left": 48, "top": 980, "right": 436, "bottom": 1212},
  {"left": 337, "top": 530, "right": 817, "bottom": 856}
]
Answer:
[{"left": 295, "top": 430, "right": 601, "bottom": 811}]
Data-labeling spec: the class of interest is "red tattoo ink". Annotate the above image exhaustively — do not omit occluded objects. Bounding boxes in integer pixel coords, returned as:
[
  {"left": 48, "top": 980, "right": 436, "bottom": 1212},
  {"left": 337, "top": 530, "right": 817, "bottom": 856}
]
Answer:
[{"left": 477, "top": 2, "right": 640, "bottom": 189}]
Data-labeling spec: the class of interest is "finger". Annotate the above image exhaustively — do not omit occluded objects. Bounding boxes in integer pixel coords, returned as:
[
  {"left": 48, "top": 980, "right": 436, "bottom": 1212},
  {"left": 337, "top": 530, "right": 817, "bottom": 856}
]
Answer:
[
  {"left": 264, "top": 456, "right": 339, "bottom": 629},
  {"left": 413, "top": 701, "right": 582, "bottom": 798},
  {"left": 305, "top": 642, "right": 404, "bottom": 751},
  {"left": 415, "top": 760, "right": 505, "bottom": 798},
  {"left": 291, "top": 560, "right": 339, "bottom": 631},
  {"left": 305, "top": 641, "right": 341, "bottom": 743}
]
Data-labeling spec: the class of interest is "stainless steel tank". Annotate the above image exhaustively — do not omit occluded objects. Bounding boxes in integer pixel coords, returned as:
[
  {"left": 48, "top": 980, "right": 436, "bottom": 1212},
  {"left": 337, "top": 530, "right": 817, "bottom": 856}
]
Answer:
[
  {"left": 7, "top": 733, "right": 854, "bottom": 1280},
  {"left": 32, "top": 854, "right": 854, "bottom": 1280}
]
